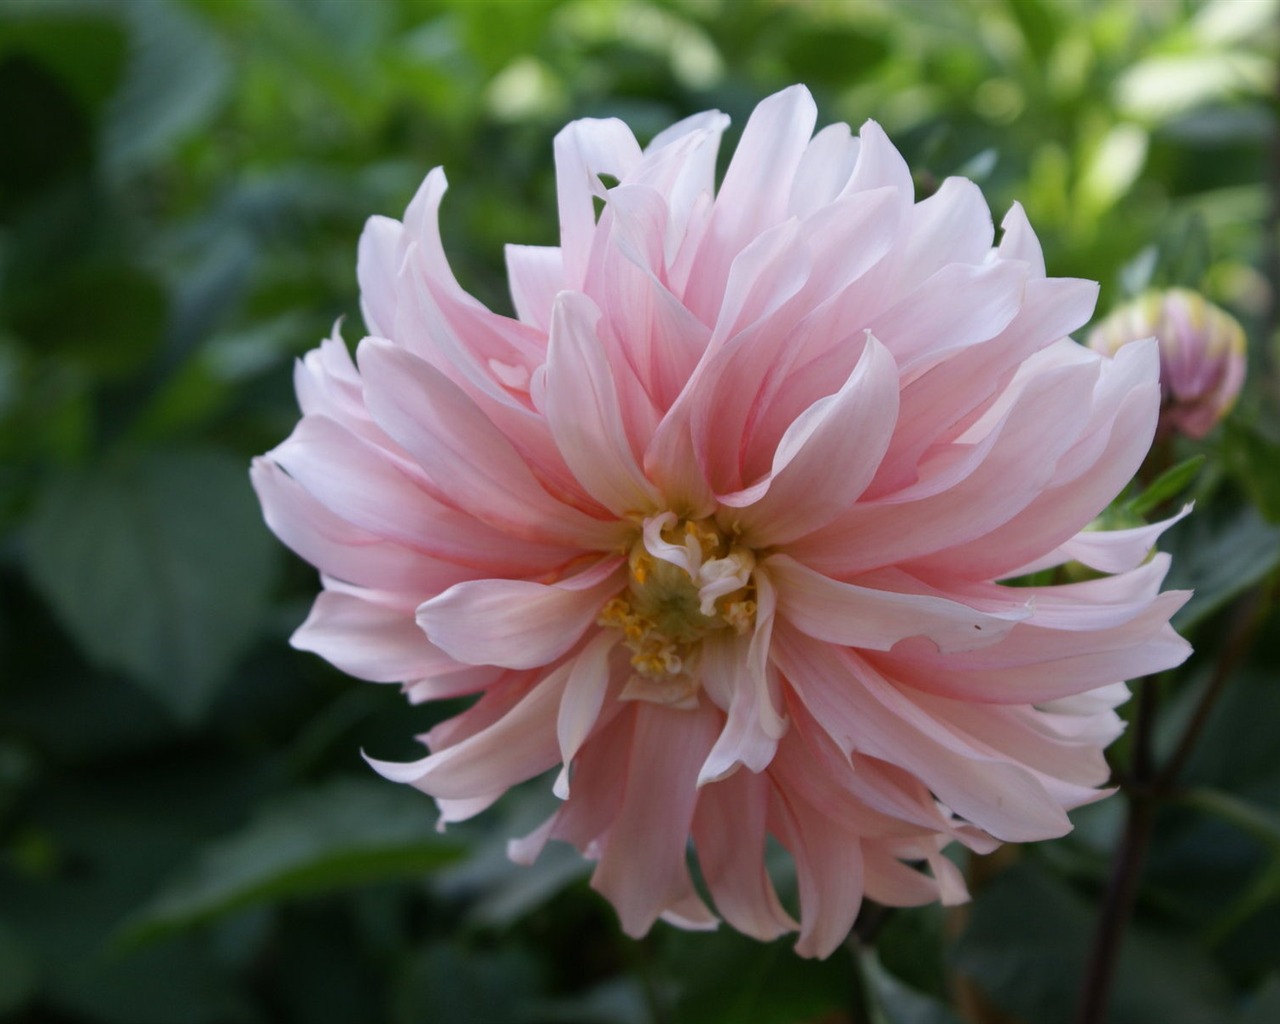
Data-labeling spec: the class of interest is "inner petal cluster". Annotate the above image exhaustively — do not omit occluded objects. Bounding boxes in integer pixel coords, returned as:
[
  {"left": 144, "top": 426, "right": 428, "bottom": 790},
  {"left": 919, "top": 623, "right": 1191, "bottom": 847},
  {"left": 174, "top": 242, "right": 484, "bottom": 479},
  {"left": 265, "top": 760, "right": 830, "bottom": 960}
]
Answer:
[{"left": 599, "top": 512, "right": 756, "bottom": 707}]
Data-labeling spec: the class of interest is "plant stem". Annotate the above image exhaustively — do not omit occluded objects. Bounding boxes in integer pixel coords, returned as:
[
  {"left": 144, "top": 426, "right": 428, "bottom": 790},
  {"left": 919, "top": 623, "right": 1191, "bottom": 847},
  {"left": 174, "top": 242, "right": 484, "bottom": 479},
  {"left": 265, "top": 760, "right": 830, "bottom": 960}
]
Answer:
[
  {"left": 1075, "top": 582, "right": 1271, "bottom": 1024},
  {"left": 1156, "top": 586, "right": 1268, "bottom": 792},
  {"left": 1073, "top": 675, "right": 1159, "bottom": 1024}
]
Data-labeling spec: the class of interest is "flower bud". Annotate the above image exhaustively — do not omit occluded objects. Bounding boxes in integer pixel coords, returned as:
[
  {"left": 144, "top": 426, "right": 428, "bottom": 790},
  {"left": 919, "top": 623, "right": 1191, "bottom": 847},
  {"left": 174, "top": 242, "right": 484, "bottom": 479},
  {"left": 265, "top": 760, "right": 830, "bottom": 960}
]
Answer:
[{"left": 1088, "top": 289, "right": 1246, "bottom": 439}]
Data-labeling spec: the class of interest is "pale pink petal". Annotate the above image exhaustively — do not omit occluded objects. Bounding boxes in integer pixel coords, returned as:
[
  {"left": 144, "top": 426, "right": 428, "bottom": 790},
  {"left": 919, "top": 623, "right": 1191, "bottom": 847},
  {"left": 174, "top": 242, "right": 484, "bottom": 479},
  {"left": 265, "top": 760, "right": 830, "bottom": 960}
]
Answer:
[
  {"left": 251, "top": 458, "right": 473, "bottom": 594},
  {"left": 591, "top": 702, "right": 720, "bottom": 937},
  {"left": 554, "top": 117, "right": 643, "bottom": 287},
  {"left": 789, "top": 122, "right": 859, "bottom": 219},
  {"left": 767, "top": 553, "right": 1028, "bottom": 653},
  {"left": 697, "top": 633, "right": 781, "bottom": 785},
  {"left": 1012, "top": 505, "right": 1192, "bottom": 577},
  {"left": 357, "top": 337, "right": 621, "bottom": 550},
  {"left": 292, "top": 590, "right": 456, "bottom": 683},
  {"left": 788, "top": 358, "right": 1100, "bottom": 577},
  {"left": 418, "top": 558, "right": 624, "bottom": 670},
  {"left": 769, "top": 788, "right": 864, "bottom": 959},
  {"left": 684, "top": 85, "right": 818, "bottom": 324},
  {"left": 356, "top": 214, "right": 405, "bottom": 337},
  {"left": 366, "top": 664, "right": 568, "bottom": 798},
  {"left": 693, "top": 769, "right": 797, "bottom": 940},
  {"left": 505, "top": 244, "right": 563, "bottom": 333},
  {"left": 721, "top": 334, "right": 899, "bottom": 545},
  {"left": 775, "top": 629, "right": 1073, "bottom": 842},
  {"left": 997, "top": 202, "right": 1046, "bottom": 274},
  {"left": 267, "top": 416, "right": 572, "bottom": 573},
  {"left": 554, "top": 632, "right": 619, "bottom": 798},
  {"left": 544, "top": 292, "right": 661, "bottom": 516}
]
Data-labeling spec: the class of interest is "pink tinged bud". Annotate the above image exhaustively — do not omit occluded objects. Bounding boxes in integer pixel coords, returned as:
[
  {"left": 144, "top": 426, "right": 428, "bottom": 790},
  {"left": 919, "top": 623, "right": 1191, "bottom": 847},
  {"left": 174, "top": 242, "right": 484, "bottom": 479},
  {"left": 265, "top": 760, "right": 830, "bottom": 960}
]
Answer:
[{"left": 1088, "top": 289, "right": 1246, "bottom": 439}]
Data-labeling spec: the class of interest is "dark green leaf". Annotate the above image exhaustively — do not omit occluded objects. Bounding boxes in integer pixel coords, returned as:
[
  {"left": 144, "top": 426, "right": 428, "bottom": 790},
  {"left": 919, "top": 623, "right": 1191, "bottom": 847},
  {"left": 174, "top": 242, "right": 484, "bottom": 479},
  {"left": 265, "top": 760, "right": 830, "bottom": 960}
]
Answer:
[
  {"left": 1124, "top": 455, "right": 1204, "bottom": 517},
  {"left": 54, "top": 936, "right": 255, "bottom": 1024},
  {"left": 666, "top": 929, "right": 848, "bottom": 1024},
  {"left": 23, "top": 449, "right": 279, "bottom": 721},
  {"left": 952, "top": 862, "right": 1232, "bottom": 1024},
  {"left": 1162, "top": 503, "right": 1280, "bottom": 632},
  {"left": 865, "top": 951, "right": 963, "bottom": 1024},
  {"left": 121, "top": 779, "right": 462, "bottom": 944},
  {"left": 0, "top": 919, "right": 36, "bottom": 1016},
  {"left": 1180, "top": 788, "right": 1280, "bottom": 853},
  {"left": 393, "top": 943, "right": 543, "bottom": 1024},
  {"left": 102, "top": 0, "right": 230, "bottom": 179},
  {"left": 1236, "top": 976, "right": 1280, "bottom": 1024},
  {"left": 1224, "top": 421, "right": 1280, "bottom": 524}
]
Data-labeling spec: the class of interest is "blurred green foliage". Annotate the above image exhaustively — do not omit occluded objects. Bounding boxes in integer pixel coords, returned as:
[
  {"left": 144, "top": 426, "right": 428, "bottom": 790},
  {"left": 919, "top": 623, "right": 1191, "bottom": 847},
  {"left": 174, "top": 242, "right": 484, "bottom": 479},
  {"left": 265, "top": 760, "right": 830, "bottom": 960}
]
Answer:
[{"left": 0, "top": 0, "right": 1277, "bottom": 1021}]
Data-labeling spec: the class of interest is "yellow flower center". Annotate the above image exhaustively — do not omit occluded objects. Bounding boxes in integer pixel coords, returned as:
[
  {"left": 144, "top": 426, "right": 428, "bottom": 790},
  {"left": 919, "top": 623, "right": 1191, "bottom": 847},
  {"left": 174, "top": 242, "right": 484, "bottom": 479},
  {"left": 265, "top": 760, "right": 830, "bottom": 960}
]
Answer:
[{"left": 598, "top": 512, "right": 756, "bottom": 707}]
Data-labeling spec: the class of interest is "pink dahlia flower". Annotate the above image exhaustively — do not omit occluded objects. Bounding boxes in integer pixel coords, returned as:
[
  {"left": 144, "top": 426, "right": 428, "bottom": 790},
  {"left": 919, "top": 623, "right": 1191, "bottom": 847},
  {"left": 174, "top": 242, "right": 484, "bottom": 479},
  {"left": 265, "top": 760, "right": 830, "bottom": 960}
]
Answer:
[{"left": 253, "top": 86, "right": 1191, "bottom": 958}]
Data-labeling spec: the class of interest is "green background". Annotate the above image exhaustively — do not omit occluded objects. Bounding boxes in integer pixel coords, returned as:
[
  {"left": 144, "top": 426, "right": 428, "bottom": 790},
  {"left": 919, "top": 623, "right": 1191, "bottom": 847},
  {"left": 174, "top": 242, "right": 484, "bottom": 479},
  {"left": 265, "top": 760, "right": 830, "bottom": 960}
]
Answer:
[{"left": 1, "top": 1, "right": 1278, "bottom": 1021}]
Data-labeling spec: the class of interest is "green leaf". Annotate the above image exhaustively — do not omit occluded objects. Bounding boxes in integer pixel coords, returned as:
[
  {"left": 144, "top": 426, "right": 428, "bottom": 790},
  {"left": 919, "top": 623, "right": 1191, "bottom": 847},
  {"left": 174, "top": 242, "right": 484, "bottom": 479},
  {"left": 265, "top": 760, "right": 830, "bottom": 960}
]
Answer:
[
  {"left": 101, "top": 0, "right": 230, "bottom": 179},
  {"left": 1236, "top": 976, "right": 1280, "bottom": 1024},
  {"left": 1124, "top": 454, "right": 1205, "bottom": 518},
  {"left": 53, "top": 936, "right": 256, "bottom": 1024},
  {"left": 666, "top": 929, "right": 848, "bottom": 1024},
  {"left": 0, "top": 920, "right": 36, "bottom": 1017},
  {"left": 1180, "top": 788, "right": 1280, "bottom": 853},
  {"left": 952, "top": 862, "right": 1232, "bottom": 1024},
  {"left": 865, "top": 950, "right": 963, "bottom": 1024},
  {"left": 1162, "top": 502, "right": 1280, "bottom": 632},
  {"left": 1224, "top": 421, "right": 1280, "bottom": 524},
  {"left": 393, "top": 943, "right": 544, "bottom": 1024},
  {"left": 23, "top": 448, "right": 279, "bottom": 722},
  {"left": 121, "top": 779, "right": 462, "bottom": 945}
]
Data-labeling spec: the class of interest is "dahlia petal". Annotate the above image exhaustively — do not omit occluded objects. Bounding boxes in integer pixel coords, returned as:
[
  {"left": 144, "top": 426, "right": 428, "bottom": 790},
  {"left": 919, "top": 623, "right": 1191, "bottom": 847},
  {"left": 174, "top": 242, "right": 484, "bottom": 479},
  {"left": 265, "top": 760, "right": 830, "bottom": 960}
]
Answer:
[
  {"left": 356, "top": 214, "right": 405, "bottom": 337},
  {"left": 779, "top": 724, "right": 956, "bottom": 848},
  {"left": 697, "top": 634, "right": 780, "bottom": 784},
  {"left": 693, "top": 769, "right": 797, "bottom": 940},
  {"left": 1013, "top": 504, "right": 1192, "bottom": 576},
  {"left": 685, "top": 85, "right": 817, "bottom": 323},
  {"left": 660, "top": 894, "right": 720, "bottom": 931},
  {"left": 770, "top": 789, "right": 864, "bottom": 959},
  {"left": 418, "top": 558, "right": 624, "bottom": 670},
  {"left": 997, "top": 201, "right": 1047, "bottom": 274},
  {"left": 357, "top": 337, "right": 620, "bottom": 549},
  {"left": 1001, "top": 553, "right": 1173, "bottom": 631},
  {"left": 861, "top": 847, "right": 944, "bottom": 907},
  {"left": 926, "top": 342, "right": 1161, "bottom": 578},
  {"left": 365, "top": 664, "right": 567, "bottom": 798},
  {"left": 767, "top": 553, "right": 1028, "bottom": 653},
  {"left": 400, "top": 168, "right": 485, "bottom": 313},
  {"left": 591, "top": 703, "right": 720, "bottom": 937},
  {"left": 505, "top": 244, "right": 563, "bottom": 333},
  {"left": 545, "top": 292, "right": 661, "bottom": 516},
  {"left": 882, "top": 589, "right": 1191, "bottom": 704},
  {"left": 845, "top": 119, "right": 915, "bottom": 200},
  {"left": 776, "top": 630, "right": 1073, "bottom": 842},
  {"left": 251, "top": 458, "right": 473, "bottom": 594},
  {"left": 722, "top": 334, "right": 899, "bottom": 545},
  {"left": 269, "top": 416, "right": 572, "bottom": 572},
  {"left": 868, "top": 259, "right": 1031, "bottom": 375},
  {"left": 790, "top": 359, "right": 1099, "bottom": 576},
  {"left": 708, "top": 217, "right": 809, "bottom": 350},
  {"left": 554, "top": 632, "right": 618, "bottom": 798},
  {"left": 874, "top": 275, "right": 1099, "bottom": 496},
  {"left": 789, "top": 122, "right": 858, "bottom": 219},
  {"left": 292, "top": 590, "right": 456, "bottom": 683},
  {"left": 554, "top": 117, "right": 643, "bottom": 287}
]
